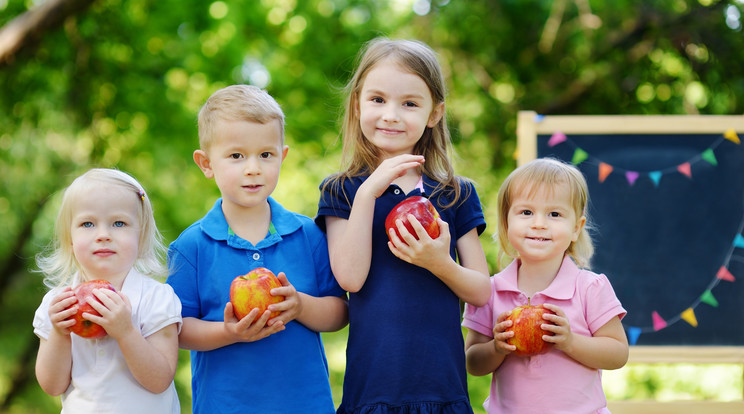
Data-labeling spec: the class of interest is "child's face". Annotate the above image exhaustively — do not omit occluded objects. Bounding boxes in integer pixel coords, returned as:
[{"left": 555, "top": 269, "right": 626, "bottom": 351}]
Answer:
[
  {"left": 358, "top": 59, "right": 444, "bottom": 159},
  {"left": 506, "top": 182, "right": 584, "bottom": 266},
  {"left": 70, "top": 184, "right": 141, "bottom": 282},
  {"left": 195, "top": 119, "right": 288, "bottom": 214}
]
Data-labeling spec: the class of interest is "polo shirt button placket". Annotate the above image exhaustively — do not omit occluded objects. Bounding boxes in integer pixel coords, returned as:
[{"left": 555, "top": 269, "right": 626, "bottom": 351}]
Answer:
[{"left": 252, "top": 252, "right": 260, "bottom": 261}]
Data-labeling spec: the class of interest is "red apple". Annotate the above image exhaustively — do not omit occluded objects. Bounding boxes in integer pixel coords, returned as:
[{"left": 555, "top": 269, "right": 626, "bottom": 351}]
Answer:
[
  {"left": 229, "top": 267, "right": 285, "bottom": 322},
  {"left": 385, "top": 196, "right": 440, "bottom": 244},
  {"left": 505, "top": 299, "right": 555, "bottom": 357},
  {"left": 68, "top": 279, "right": 116, "bottom": 339}
]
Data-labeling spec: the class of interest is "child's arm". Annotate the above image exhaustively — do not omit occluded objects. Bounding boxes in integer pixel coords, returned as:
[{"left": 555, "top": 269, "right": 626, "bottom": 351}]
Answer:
[
  {"left": 86, "top": 288, "right": 179, "bottom": 393},
  {"left": 268, "top": 273, "right": 348, "bottom": 332},
  {"left": 326, "top": 154, "right": 425, "bottom": 292},
  {"left": 388, "top": 218, "right": 491, "bottom": 306},
  {"left": 464, "top": 311, "right": 514, "bottom": 376},
  {"left": 542, "top": 303, "right": 629, "bottom": 370},
  {"left": 35, "top": 289, "right": 77, "bottom": 396},
  {"left": 178, "top": 305, "right": 285, "bottom": 351}
]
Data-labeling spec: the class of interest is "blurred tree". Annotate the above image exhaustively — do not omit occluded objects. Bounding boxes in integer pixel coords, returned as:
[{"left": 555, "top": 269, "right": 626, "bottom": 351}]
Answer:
[{"left": 1, "top": 0, "right": 743, "bottom": 412}]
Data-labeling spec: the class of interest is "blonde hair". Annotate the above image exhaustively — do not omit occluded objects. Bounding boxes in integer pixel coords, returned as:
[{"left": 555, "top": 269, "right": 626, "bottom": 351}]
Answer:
[
  {"left": 327, "top": 37, "right": 466, "bottom": 208},
  {"left": 495, "top": 158, "right": 594, "bottom": 268},
  {"left": 36, "top": 168, "right": 167, "bottom": 288},
  {"left": 197, "top": 84, "right": 285, "bottom": 150}
]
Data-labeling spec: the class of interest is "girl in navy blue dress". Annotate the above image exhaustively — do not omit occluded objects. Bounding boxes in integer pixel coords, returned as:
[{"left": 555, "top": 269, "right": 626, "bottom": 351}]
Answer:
[{"left": 316, "top": 37, "right": 491, "bottom": 414}]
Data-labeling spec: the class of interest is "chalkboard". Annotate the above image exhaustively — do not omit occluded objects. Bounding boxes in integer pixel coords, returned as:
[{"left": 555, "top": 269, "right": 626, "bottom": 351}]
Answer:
[{"left": 516, "top": 112, "right": 744, "bottom": 347}]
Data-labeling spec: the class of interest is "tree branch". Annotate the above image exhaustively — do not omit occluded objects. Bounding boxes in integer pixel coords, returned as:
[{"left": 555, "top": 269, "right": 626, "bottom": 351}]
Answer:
[{"left": 0, "top": 0, "right": 95, "bottom": 66}]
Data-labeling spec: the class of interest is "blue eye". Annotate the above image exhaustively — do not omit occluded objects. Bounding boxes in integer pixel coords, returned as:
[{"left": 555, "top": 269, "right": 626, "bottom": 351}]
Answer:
[
  {"left": 81, "top": 222, "right": 93, "bottom": 228},
  {"left": 114, "top": 221, "right": 126, "bottom": 228}
]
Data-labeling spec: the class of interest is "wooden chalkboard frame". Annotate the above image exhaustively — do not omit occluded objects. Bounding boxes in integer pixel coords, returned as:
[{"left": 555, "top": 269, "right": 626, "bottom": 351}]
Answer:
[{"left": 516, "top": 111, "right": 744, "bottom": 414}]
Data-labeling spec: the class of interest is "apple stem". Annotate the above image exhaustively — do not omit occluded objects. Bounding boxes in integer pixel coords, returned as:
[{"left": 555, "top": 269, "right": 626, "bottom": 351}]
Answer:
[{"left": 528, "top": 297, "right": 531, "bottom": 307}]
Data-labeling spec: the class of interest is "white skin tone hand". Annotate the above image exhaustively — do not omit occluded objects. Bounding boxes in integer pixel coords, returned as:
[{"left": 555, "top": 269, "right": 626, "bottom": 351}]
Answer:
[
  {"left": 182, "top": 272, "right": 348, "bottom": 351},
  {"left": 387, "top": 215, "right": 491, "bottom": 305},
  {"left": 83, "top": 288, "right": 179, "bottom": 393},
  {"left": 327, "top": 154, "right": 424, "bottom": 293},
  {"left": 47, "top": 288, "right": 78, "bottom": 335}
]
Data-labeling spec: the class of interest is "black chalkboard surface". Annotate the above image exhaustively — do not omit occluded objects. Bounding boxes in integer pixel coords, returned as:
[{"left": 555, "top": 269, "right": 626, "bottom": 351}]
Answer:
[{"left": 516, "top": 112, "right": 744, "bottom": 347}]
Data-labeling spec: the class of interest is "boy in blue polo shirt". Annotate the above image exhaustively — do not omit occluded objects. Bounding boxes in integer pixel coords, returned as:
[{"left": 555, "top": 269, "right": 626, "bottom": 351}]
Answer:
[{"left": 167, "top": 85, "right": 348, "bottom": 414}]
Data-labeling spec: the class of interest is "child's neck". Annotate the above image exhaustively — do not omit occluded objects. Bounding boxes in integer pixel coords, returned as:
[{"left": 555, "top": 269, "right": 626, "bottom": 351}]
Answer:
[
  {"left": 391, "top": 169, "right": 422, "bottom": 195},
  {"left": 516, "top": 254, "right": 565, "bottom": 297},
  {"left": 223, "top": 201, "right": 271, "bottom": 245}
]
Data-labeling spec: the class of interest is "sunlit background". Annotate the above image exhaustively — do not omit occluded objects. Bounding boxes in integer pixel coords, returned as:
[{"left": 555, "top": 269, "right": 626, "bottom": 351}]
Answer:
[{"left": 1, "top": 0, "right": 744, "bottom": 412}]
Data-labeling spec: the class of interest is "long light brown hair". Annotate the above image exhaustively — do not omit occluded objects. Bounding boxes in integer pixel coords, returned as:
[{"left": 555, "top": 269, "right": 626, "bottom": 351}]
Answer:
[{"left": 325, "top": 37, "right": 467, "bottom": 208}]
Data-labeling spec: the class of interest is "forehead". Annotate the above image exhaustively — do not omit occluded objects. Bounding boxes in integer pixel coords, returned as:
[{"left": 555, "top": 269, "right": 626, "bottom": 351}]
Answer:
[
  {"left": 72, "top": 184, "right": 140, "bottom": 216},
  {"left": 511, "top": 180, "right": 573, "bottom": 205},
  {"left": 211, "top": 118, "right": 284, "bottom": 148},
  {"left": 362, "top": 60, "right": 430, "bottom": 94}
]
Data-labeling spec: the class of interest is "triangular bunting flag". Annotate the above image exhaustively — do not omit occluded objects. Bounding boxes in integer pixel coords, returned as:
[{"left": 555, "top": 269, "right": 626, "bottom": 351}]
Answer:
[
  {"left": 548, "top": 132, "right": 567, "bottom": 147},
  {"left": 700, "top": 290, "right": 719, "bottom": 307},
  {"left": 651, "top": 311, "right": 667, "bottom": 331},
  {"left": 724, "top": 128, "right": 740, "bottom": 144},
  {"left": 677, "top": 162, "right": 692, "bottom": 178},
  {"left": 572, "top": 148, "right": 588, "bottom": 165},
  {"left": 625, "top": 171, "right": 639, "bottom": 185},
  {"left": 716, "top": 266, "right": 736, "bottom": 282},
  {"left": 701, "top": 148, "right": 717, "bottom": 166},
  {"left": 627, "top": 327, "right": 642, "bottom": 345},
  {"left": 598, "top": 162, "right": 613, "bottom": 183},
  {"left": 681, "top": 308, "right": 698, "bottom": 327},
  {"left": 649, "top": 171, "right": 662, "bottom": 187},
  {"left": 734, "top": 234, "right": 744, "bottom": 249}
]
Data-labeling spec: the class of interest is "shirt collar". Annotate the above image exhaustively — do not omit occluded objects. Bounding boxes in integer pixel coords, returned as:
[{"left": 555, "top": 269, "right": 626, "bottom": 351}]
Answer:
[
  {"left": 200, "top": 197, "right": 302, "bottom": 248},
  {"left": 493, "top": 256, "right": 579, "bottom": 300}
]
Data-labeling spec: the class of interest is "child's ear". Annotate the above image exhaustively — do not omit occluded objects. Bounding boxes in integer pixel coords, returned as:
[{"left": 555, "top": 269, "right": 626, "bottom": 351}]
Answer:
[
  {"left": 193, "top": 150, "right": 214, "bottom": 179},
  {"left": 427, "top": 102, "right": 445, "bottom": 128},
  {"left": 572, "top": 215, "right": 587, "bottom": 241},
  {"left": 281, "top": 145, "right": 289, "bottom": 162}
]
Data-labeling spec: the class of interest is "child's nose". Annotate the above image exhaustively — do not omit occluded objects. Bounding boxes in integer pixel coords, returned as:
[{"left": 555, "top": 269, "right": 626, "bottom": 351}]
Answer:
[
  {"left": 243, "top": 157, "right": 261, "bottom": 175},
  {"left": 96, "top": 229, "right": 111, "bottom": 241},
  {"left": 382, "top": 105, "right": 400, "bottom": 123}
]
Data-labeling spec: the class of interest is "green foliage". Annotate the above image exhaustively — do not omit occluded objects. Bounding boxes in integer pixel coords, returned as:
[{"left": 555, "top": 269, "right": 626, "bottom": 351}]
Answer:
[{"left": 2, "top": 0, "right": 744, "bottom": 411}]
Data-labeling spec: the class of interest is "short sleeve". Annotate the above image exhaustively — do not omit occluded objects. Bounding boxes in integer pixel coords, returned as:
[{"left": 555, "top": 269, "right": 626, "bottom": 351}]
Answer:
[
  {"left": 315, "top": 176, "right": 354, "bottom": 231},
  {"left": 462, "top": 295, "right": 495, "bottom": 338},
  {"left": 33, "top": 289, "right": 60, "bottom": 340},
  {"left": 309, "top": 225, "right": 346, "bottom": 298},
  {"left": 453, "top": 180, "right": 487, "bottom": 238},
  {"left": 583, "top": 272, "right": 626, "bottom": 334},
  {"left": 138, "top": 281, "right": 183, "bottom": 337},
  {"left": 166, "top": 244, "right": 200, "bottom": 319}
]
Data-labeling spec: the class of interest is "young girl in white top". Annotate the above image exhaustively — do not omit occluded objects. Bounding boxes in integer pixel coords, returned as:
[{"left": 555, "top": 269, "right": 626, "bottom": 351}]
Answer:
[
  {"left": 33, "top": 168, "right": 182, "bottom": 413},
  {"left": 463, "top": 158, "right": 628, "bottom": 413}
]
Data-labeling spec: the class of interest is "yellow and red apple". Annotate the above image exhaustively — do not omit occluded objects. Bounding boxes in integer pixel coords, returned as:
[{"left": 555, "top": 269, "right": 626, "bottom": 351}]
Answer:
[
  {"left": 505, "top": 299, "right": 555, "bottom": 357},
  {"left": 229, "top": 267, "right": 284, "bottom": 322}
]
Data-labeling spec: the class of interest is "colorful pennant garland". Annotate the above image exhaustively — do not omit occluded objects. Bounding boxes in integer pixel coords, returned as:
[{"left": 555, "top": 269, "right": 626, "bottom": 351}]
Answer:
[
  {"left": 620, "top": 188, "right": 743, "bottom": 344},
  {"left": 547, "top": 128, "right": 741, "bottom": 186}
]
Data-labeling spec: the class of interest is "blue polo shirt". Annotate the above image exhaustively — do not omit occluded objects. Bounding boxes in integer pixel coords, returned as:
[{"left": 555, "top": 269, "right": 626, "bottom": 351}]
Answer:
[{"left": 167, "top": 197, "right": 344, "bottom": 414}]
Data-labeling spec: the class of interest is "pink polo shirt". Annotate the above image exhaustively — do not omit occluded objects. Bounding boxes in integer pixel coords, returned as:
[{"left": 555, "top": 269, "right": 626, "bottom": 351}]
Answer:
[{"left": 463, "top": 256, "right": 626, "bottom": 414}]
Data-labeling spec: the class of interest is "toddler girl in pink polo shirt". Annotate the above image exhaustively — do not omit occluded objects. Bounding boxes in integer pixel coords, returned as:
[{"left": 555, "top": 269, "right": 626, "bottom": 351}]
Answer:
[{"left": 463, "top": 158, "right": 628, "bottom": 413}]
